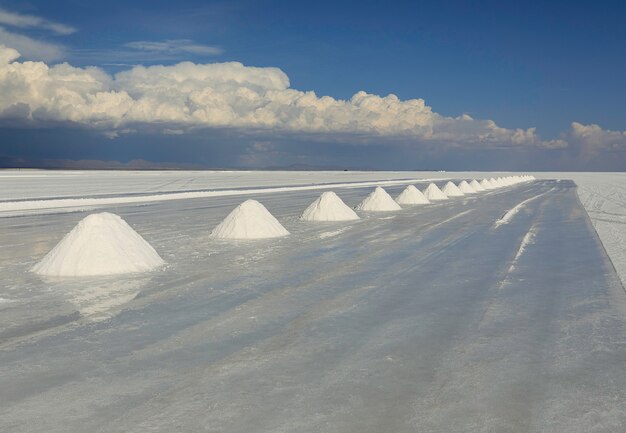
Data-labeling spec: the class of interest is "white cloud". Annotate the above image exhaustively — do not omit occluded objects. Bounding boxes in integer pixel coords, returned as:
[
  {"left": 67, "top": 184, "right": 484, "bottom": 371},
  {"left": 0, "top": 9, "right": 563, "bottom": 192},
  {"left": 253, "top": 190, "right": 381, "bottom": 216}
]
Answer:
[
  {"left": 0, "top": 7, "right": 73, "bottom": 62},
  {"left": 124, "top": 40, "right": 222, "bottom": 56},
  {"left": 0, "top": 27, "right": 66, "bottom": 61},
  {"left": 570, "top": 122, "right": 626, "bottom": 148},
  {"left": 0, "top": 45, "right": 568, "bottom": 148},
  {"left": 567, "top": 122, "right": 626, "bottom": 159},
  {"left": 0, "top": 8, "right": 76, "bottom": 35}
]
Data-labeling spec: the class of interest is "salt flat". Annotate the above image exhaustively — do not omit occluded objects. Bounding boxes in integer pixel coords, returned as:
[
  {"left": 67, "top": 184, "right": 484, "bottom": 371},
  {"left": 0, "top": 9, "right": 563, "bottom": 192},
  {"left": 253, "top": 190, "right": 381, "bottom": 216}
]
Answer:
[
  {"left": 569, "top": 172, "right": 626, "bottom": 289},
  {"left": 0, "top": 170, "right": 451, "bottom": 201},
  {"left": 1, "top": 172, "right": 626, "bottom": 432}
]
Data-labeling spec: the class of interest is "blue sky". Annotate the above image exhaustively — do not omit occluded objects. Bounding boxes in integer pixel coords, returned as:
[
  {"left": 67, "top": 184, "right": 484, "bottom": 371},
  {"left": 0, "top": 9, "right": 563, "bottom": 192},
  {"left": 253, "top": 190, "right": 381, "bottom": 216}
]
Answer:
[{"left": 0, "top": 0, "right": 625, "bottom": 169}]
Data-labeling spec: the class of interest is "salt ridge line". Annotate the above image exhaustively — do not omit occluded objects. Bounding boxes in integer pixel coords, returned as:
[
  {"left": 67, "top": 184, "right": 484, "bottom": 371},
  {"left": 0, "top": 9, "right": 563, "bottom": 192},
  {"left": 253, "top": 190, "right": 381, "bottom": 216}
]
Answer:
[
  {"left": 0, "top": 177, "right": 449, "bottom": 217},
  {"left": 494, "top": 189, "right": 553, "bottom": 228},
  {"left": 426, "top": 209, "right": 476, "bottom": 231},
  {"left": 508, "top": 225, "right": 538, "bottom": 273}
]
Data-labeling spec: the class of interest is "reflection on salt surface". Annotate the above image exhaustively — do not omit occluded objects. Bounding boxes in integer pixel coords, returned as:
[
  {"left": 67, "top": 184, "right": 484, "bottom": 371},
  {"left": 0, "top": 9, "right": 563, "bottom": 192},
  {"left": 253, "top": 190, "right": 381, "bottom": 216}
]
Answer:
[{"left": 40, "top": 274, "right": 152, "bottom": 322}]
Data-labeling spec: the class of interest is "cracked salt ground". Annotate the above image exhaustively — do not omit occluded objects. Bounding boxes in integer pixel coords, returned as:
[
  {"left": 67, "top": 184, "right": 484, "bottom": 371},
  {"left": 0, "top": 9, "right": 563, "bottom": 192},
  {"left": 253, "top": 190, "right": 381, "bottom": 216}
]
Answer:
[{"left": 1, "top": 178, "right": 625, "bottom": 432}]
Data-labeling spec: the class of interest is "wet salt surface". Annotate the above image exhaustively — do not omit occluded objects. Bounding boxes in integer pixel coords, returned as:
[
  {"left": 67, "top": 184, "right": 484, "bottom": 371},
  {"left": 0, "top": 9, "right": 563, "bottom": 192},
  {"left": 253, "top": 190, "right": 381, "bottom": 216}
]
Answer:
[{"left": 1, "top": 178, "right": 625, "bottom": 432}]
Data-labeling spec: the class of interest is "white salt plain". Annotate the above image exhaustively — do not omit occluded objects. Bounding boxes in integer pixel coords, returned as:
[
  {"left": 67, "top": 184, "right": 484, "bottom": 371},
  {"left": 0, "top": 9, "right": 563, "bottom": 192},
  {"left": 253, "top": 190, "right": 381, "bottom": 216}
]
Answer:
[{"left": 0, "top": 170, "right": 625, "bottom": 433}]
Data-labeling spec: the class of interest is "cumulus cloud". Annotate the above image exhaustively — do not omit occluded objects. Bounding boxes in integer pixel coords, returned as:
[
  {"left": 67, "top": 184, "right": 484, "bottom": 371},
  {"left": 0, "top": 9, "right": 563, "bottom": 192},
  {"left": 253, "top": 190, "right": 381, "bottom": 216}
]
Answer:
[
  {"left": 0, "top": 8, "right": 76, "bottom": 35},
  {"left": 566, "top": 122, "right": 626, "bottom": 159},
  {"left": 0, "top": 45, "right": 565, "bottom": 148}
]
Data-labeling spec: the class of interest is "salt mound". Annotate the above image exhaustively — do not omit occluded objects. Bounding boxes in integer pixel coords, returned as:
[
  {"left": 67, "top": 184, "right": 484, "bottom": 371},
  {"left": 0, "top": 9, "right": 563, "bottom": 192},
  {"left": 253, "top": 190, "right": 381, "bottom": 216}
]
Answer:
[
  {"left": 356, "top": 187, "right": 402, "bottom": 211},
  {"left": 489, "top": 177, "right": 501, "bottom": 188},
  {"left": 442, "top": 181, "right": 464, "bottom": 197},
  {"left": 211, "top": 199, "right": 290, "bottom": 239},
  {"left": 480, "top": 179, "right": 495, "bottom": 190},
  {"left": 470, "top": 179, "right": 485, "bottom": 191},
  {"left": 31, "top": 212, "right": 164, "bottom": 277},
  {"left": 423, "top": 183, "right": 448, "bottom": 201},
  {"left": 395, "top": 185, "right": 430, "bottom": 205},
  {"left": 301, "top": 191, "right": 360, "bottom": 221},
  {"left": 458, "top": 180, "right": 476, "bottom": 194}
]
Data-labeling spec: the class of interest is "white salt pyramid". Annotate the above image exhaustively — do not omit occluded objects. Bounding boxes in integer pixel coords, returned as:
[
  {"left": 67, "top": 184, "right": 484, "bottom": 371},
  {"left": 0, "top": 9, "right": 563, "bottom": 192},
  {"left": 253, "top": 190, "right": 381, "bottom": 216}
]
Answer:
[
  {"left": 442, "top": 181, "right": 464, "bottom": 197},
  {"left": 356, "top": 187, "right": 402, "bottom": 211},
  {"left": 395, "top": 185, "right": 430, "bottom": 205},
  {"left": 489, "top": 178, "right": 501, "bottom": 188},
  {"left": 301, "top": 191, "right": 360, "bottom": 222},
  {"left": 470, "top": 179, "right": 485, "bottom": 191},
  {"left": 31, "top": 212, "right": 164, "bottom": 277},
  {"left": 480, "top": 179, "right": 496, "bottom": 190},
  {"left": 458, "top": 180, "right": 476, "bottom": 194},
  {"left": 423, "top": 183, "right": 448, "bottom": 201},
  {"left": 211, "top": 199, "right": 289, "bottom": 239}
]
